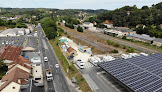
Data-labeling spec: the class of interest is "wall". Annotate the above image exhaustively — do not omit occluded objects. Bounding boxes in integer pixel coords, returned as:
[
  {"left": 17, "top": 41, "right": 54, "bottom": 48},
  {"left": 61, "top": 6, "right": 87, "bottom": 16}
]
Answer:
[{"left": 1, "top": 82, "right": 20, "bottom": 92}]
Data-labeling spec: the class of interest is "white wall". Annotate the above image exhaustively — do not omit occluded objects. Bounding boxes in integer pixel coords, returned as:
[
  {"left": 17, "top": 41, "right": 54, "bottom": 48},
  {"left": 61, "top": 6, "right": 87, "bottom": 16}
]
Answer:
[{"left": 1, "top": 82, "right": 20, "bottom": 92}]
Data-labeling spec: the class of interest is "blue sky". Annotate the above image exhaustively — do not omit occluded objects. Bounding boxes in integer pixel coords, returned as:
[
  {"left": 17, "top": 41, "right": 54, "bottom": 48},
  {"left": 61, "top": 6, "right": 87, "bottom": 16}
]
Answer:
[{"left": 0, "top": 0, "right": 161, "bottom": 10}]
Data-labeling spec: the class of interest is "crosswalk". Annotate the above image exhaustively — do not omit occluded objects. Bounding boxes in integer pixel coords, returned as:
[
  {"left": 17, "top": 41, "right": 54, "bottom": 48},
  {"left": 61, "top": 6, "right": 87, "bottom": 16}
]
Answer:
[
  {"left": 82, "top": 74, "right": 100, "bottom": 91},
  {"left": 84, "top": 62, "right": 95, "bottom": 69},
  {"left": 74, "top": 62, "right": 96, "bottom": 69}
]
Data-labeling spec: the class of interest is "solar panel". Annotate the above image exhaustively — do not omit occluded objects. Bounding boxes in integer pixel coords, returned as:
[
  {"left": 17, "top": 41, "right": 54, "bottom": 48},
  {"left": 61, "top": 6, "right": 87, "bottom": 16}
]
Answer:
[{"left": 98, "top": 53, "right": 162, "bottom": 92}]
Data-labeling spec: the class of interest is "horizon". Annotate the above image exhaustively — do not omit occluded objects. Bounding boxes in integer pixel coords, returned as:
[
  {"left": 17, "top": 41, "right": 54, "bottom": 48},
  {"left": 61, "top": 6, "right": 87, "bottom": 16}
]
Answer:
[{"left": 0, "top": 0, "right": 161, "bottom": 10}]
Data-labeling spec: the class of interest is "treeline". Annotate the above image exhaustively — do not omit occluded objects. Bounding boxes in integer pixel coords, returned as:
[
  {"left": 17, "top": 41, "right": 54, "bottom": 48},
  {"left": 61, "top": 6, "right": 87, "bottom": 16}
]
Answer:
[
  {"left": 0, "top": 19, "right": 27, "bottom": 28},
  {"left": 86, "top": 2, "right": 162, "bottom": 38},
  {"left": 40, "top": 17, "right": 57, "bottom": 39}
]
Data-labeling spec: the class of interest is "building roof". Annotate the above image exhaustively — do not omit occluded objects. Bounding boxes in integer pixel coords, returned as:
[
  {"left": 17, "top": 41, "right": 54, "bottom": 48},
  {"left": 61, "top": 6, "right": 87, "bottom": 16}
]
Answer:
[
  {"left": 104, "top": 20, "right": 113, "bottom": 24},
  {"left": 0, "top": 46, "right": 22, "bottom": 61},
  {"left": 130, "top": 34, "right": 155, "bottom": 41},
  {"left": 98, "top": 53, "right": 162, "bottom": 92},
  {"left": 83, "top": 22, "right": 92, "bottom": 25},
  {"left": 20, "top": 79, "right": 44, "bottom": 92},
  {"left": 112, "top": 27, "right": 133, "bottom": 32},
  {"left": 154, "top": 38, "right": 162, "bottom": 43},
  {"left": 0, "top": 67, "right": 30, "bottom": 91},
  {"left": 67, "top": 47, "right": 75, "bottom": 53}
]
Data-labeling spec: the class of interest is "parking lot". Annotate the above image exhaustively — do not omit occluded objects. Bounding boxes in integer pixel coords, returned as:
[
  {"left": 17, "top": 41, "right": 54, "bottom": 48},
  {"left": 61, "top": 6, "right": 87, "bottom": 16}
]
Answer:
[{"left": 0, "top": 36, "right": 26, "bottom": 47}]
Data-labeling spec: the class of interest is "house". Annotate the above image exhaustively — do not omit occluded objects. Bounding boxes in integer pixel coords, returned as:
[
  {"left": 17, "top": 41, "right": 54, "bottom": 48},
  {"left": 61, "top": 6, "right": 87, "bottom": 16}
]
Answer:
[
  {"left": 136, "top": 24, "right": 146, "bottom": 29},
  {"left": 20, "top": 79, "right": 44, "bottom": 92},
  {"left": 7, "top": 56, "right": 31, "bottom": 74},
  {"left": 104, "top": 20, "right": 113, "bottom": 28},
  {"left": 153, "top": 38, "right": 162, "bottom": 47},
  {"left": 0, "top": 67, "right": 30, "bottom": 92},
  {"left": 0, "top": 28, "right": 19, "bottom": 36},
  {"left": 127, "top": 34, "right": 155, "bottom": 44},
  {"left": 67, "top": 47, "right": 77, "bottom": 57},
  {"left": 83, "top": 22, "right": 94, "bottom": 29},
  {"left": 14, "top": 15, "right": 23, "bottom": 19},
  {"left": 0, "top": 46, "right": 22, "bottom": 65}
]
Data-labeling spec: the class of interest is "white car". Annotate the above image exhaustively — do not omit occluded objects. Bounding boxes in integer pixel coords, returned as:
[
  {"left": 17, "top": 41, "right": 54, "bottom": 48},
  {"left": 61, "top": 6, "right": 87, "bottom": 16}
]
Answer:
[
  {"left": 76, "top": 59, "right": 84, "bottom": 69},
  {"left": 55, "top": 64, "right": 59, "bottom": 68},
  {"left": 2, "top": 42, "right": 4, "bottom": 44},
  {"left": 44, "top": 57, "right": 48, "bottom": 62}
]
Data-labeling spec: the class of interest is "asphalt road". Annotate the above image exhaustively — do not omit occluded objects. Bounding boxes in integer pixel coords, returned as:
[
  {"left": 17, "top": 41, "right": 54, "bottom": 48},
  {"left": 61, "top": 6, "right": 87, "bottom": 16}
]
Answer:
[{"left": 37, "top": 25, "right": 70, "bottom": 92}]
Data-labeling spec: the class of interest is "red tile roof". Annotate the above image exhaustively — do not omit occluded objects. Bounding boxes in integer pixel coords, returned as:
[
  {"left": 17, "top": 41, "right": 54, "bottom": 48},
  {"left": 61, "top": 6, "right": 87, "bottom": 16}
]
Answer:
[
  {"left": 0, "top": 67, "right": 30, "bottom": 91},
  {"left": 67, "top": 47, "right": 75, "bottom": 53},
  {"left": 8, "top": 56, "right": 31, "bottom": 72},
  {"left": 0, "top": 46, "right": 22, "bottom": 61},
  {"left": 104, "top": 20, "right": 113, "bottom": 24}
]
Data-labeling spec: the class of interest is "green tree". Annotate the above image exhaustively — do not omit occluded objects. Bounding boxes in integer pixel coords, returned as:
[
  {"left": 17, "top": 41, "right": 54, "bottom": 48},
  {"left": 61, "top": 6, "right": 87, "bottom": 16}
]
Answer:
[{"left": 77, "top": 26, "right": 83, "bottom": 32}]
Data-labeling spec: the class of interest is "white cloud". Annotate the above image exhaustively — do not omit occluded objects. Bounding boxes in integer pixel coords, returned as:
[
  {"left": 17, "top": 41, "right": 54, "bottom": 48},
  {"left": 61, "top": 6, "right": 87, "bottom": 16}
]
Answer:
[{"left": 0, "top": 0, "right": 161, "bottom": 9}]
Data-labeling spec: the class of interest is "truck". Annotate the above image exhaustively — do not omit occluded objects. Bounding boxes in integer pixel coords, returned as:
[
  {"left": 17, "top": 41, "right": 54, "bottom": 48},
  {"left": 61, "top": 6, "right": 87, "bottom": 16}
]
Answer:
[{"left": 46, "top": 69, "right": 53, "bottom": 81}]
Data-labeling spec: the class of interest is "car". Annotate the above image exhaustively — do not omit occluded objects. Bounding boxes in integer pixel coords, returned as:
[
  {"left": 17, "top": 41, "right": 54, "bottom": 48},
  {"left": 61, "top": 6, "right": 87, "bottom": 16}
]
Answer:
[
  {"left": 76, "top": 59, "right": 84, "bottom": 69},
  {"left": 55, "top": 64, "right": 59, "bottom": 68},
  {"left": 2, "top": 42, "right": 4, "bottom": 44},
  {"left": 44, "top": 57, "right": 48, "bottom": 62}
]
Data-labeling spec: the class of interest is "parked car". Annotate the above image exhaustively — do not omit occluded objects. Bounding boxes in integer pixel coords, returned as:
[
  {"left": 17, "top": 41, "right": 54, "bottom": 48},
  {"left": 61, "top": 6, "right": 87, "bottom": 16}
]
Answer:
[
  {"left": 76, "top": 59, "right": 84, "bottom": 69},
  {"left": 55, "top": 64, "right": 59, "bottom": 68},
  {"left": 44, "top": 57, "right": 48, "bottom": 62}
]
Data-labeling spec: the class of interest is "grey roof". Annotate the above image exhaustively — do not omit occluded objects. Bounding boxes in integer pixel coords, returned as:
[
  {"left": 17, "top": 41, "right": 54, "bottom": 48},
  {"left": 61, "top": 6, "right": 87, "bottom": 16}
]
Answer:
[
  {"left": 112, "top": 28, "right": 133, "bottom": 32},
  {"left": 83, "top": 22, "right": 92, "bottom": 25},
  {"left": 154, "top": 38, "right": 162, "bottom": 43},
  {"left": 130, "top": 34, "right": 155, "bottom": 41},
  {"left": 20, "top": 79, "right": 44, "bottom": 92}
]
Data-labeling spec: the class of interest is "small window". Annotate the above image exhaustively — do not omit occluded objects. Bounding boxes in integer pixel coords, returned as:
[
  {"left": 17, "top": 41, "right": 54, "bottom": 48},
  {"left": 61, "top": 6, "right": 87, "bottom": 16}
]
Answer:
[{"left": 13, "top": 87, "right": 15, "bottom": 89}]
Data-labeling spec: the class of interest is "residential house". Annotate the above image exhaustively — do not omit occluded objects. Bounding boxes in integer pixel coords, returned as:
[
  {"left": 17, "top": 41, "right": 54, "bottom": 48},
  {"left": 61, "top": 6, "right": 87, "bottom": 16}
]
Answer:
[
  {"left": 0, "top": 67, "right": 30, "bottom": 92},
  {"left": 0, "top": 46, "right": 22, "bottom": 65},
  {"left": 67, "top": 47, "right": 77, "bottom": 58},
  {"left": 83, "top": 22, "right": 94, "bottom": 29},
  {"left": 104, "top": 20, "right": 113, "bottom": 28}
]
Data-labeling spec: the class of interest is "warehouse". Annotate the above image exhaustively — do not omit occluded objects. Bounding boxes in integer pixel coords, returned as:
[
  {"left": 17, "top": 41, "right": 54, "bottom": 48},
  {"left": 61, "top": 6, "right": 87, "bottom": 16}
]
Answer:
[
  {"left": 98, "top": 53, "right": 162, "bottom": 92},
  {"left": 127, "top": 34, "right": 155, "bottom": 44},
  {"left": 0, "top": 28, "right": 19, "bottom": 36}
]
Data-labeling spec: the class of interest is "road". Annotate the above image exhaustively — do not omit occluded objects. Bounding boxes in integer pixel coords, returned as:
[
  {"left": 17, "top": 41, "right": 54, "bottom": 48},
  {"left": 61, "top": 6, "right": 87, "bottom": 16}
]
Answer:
[
  {"left": 37, "top": 24, "right": 70, "bottom": 92},
  {"left": 85, "top": 30, "right": 161, "bottom": 54}
]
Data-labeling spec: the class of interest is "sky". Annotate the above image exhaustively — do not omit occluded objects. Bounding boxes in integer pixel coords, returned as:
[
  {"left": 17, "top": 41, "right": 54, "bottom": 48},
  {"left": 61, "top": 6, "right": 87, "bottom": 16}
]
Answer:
[{"left": 0, "top": 0, "right": 161, "bottom": 10}]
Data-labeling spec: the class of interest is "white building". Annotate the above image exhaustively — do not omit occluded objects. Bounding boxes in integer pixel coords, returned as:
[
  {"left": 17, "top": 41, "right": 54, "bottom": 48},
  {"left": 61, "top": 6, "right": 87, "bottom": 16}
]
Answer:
[
  {"left": 25, "top": 29, "right": 30, "bottom": 35},
  {"left": 18, "top": 28, "right": 25, "bottom": 35},
  {"left": 83, "top": 22, "right": 94, "bottom": 29},
  {"left": 0, "top": 28, "right": 19, "bottom": 36}
]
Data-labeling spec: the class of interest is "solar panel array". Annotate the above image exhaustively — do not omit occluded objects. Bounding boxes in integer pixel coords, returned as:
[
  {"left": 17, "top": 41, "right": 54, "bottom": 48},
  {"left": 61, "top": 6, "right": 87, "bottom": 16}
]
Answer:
[{"left": 98, "top": 53, "right": 162, "bottom": 92}]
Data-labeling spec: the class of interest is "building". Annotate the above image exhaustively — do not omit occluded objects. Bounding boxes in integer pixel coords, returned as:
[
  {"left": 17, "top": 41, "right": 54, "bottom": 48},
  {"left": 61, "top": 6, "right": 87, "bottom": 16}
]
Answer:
[
  {"left": 78, "top": 44, "right": 91, "bottom": 53},
  {"left": 112, "top": 27, "right": 135, "bottom": 36},
  {"left": 0, "top": 46, "right": 22, "bottom": 65},
  {"left": 98, "top": 53, "right": 162, "bottom": 92},
  {"left": 104, "top": 29, "right": 123, "bottom": 37},
  {"left": 0, "top": 28, "right": 19, "bottom": 36},
  {"left": 32, "top": 65, "right": 43, "bottom": 83},
  {"left": 153, "top": 38, "right": 162, "bottom": 46},
  {"left": 18, "top": 28, "right": 25, "bottom": 35},
  {"left": 59, "top": 37, "right": 68, "bottom": 42},
  {"left": 0, "top": 67, "right": 30, "bottom": 92},
  {"left": 67, "top": 47, "right": 77, "bottom": 57},
  {"left": 20, "top": 79, "right": 44, "bottom": 92},
  {"left": 31, "top": 57, "right": 41, "bottom": 64},
  {"left": 83, "top": 22, "right": 94, "bottom": 29},
  {"left": 127, "top": 34, "right": 155, "bottom": 44}
]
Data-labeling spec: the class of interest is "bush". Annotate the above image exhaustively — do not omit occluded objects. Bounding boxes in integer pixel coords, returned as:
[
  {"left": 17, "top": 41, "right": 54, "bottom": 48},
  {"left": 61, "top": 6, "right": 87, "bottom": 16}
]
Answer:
[
  {"left": 69, "top": 65, "right": 74, "bottom": 71},
  {"left": 65, "top": 23, "right": 74, "bottom": 29},
  {"left": 65, "top": 32, "right": 67, "bottom": 34},
  {"left": 107, "top": 40, "right": 112, "bottom": 45},
  {"left": 77, "top": 26, "right": 83, "bottom": 32},
  {"left": 122, "top": 36, "right": 127, "bottom": 40},
  {"left": 126, "top": 48, "right": 135, "bottom": 53},
  {"left": 112, "top": 49, "right": 119, "bottom": 53},
  {"left": 122, "top": 45, "right": 126, "bottom": 49},
  {"left": 114, "top": 43, "right": 120, "bottom": 47}
]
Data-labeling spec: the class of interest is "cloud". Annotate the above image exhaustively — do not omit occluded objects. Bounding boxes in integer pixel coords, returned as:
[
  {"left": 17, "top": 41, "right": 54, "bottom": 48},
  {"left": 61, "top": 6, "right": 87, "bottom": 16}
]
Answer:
[{"left": 0, "top": 0, "right": 161, "bottom": 9}]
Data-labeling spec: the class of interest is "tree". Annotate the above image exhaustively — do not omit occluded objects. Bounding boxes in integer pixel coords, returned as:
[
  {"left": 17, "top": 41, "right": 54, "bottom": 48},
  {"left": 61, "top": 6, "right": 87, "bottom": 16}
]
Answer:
[{"left": 77, "top": 26, "right": 83, "bottom": 32}]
